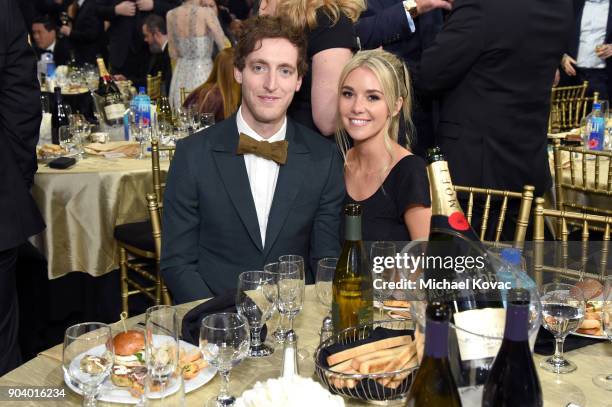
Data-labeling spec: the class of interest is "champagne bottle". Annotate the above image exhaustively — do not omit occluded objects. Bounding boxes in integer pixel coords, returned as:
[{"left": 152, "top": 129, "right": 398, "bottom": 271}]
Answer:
[
  {"left": 331, "top": 204, "right": 373, "bottom": 333},
  {"left": 51, "top": 87, "right": 69, "bottom": 145},
  {"left": 96, "top": 57, "right": 125, "bottom": 125},
  {"left": 405, "top": 302, "right": 462, "bottom": 407},
  {"left": 482, "top": 289, "right": 542, "bottom": 407}
]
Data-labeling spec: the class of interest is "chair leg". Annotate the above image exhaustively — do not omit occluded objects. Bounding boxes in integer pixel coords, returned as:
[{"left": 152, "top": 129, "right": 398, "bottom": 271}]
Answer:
[
  {"left": 162, "top": 281, "right": 172, "bottom": 305},
  {"left": 119, "top": 247, "right": 129, "bottom": 316}
]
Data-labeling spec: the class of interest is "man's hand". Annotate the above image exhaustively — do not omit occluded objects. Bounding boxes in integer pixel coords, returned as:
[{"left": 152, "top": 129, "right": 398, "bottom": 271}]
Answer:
[
  {"left": 136, "top": 0, "right": 154, "bottom": 11},
  {"left": 59, "top": 25, "right": 72, "bottom": 37},
  {"left": 561, "top": 54, "right": 577, "bottom": 77},
  {"left": 553, "top": 69, "right": 560, "bottom": 87},
  {"left": 113, "top": 74, "right": 128, "bottom": 81},
  {"left": 417, "top": 0, "right": 453, "bottom": 15},
  {"left": 596, "top": 44, "right": 612, "bottom": 60},
  {"left": 115, "top": 1, "right": 136, "bottom": 16}
]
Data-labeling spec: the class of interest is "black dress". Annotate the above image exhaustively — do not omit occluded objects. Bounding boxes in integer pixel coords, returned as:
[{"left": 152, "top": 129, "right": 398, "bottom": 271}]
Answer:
[
  {"left": 288, "top": 9, "right": 359, "bottom": 133},
  {"left": 345, "top": 155, "right": 431, "bottom": 241}
]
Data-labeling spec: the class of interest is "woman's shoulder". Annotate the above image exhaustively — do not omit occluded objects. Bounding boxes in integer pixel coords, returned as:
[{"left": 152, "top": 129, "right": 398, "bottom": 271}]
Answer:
[{"left": 392, "top": 153, "right": 427, "bottom": 173}]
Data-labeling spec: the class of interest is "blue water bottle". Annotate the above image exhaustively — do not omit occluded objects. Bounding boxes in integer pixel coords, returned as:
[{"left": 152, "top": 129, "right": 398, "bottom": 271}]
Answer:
[{"left": 587, "top": 102, "right": 605, "bottom": 151}]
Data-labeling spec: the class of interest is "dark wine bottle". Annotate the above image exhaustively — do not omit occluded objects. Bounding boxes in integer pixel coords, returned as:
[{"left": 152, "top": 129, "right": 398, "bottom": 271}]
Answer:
[
  {"left": 51, "top": 87, "right": 69, "bottom": 145},
  {"left": 482, "top": 289, "right": 542, "bottom": 407},
  {"left": 331, "top": 204, "right": 373, "bottom": 333},
  {"left": 96, "top": 58, "right": 125, "bottom": 126},
  {"left": 405, "top": 302, "right": 462, "bottom": 407}
]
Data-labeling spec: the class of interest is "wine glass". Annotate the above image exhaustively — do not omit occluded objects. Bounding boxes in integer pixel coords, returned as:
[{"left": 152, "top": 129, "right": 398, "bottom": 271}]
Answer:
[
  {"left": 59, "top": 125, "right": 77, "bottom": 155},
  {"left": 143, "top": 305, "right": 184, "bottom": 406},
  {"left": 370, "top": 241, "right": 396, "bottom": 318},
  {"left": 539, "top": 282, "right": 585, "bottom": 373},
  {"left": 200, "top": 313, "right": 250, "bottom": 407},
  {"left": 316, "top": 257, "right": 336, "bottom": 315},
  {"left": 264, "top": 262, "right": 288, "bottom": 343},
  {"left": 63, "top": 322, "right": 113, "bottom": 407},
  {"left": 200, "top": 112, "right": 215, "bottom": 129},
  {"left": 236, "top": 270, "right": 277, "bottom": 357},
  {"left": 278, "top": 255, "right": 306, "bottom": 334},
  {"left": 175, "top": 106, "right": 191, "bottom": 138},
  {"left": 593, "top": 275, "right": 612, "bottom": 390},
  {"left": 130, "top": 110, "right": 151, "bottom": 159}
]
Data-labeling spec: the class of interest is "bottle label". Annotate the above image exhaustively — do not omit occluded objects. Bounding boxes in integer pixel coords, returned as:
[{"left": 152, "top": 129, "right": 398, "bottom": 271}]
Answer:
[
  {"left": 105, "top": 103, "right": 125, "bottom": 121},
  {"left": 453, "top": 307, "right": 506, "bottom": 360},
  {"left": 588, "top": 117, "right": 605, "bottom": 151}
]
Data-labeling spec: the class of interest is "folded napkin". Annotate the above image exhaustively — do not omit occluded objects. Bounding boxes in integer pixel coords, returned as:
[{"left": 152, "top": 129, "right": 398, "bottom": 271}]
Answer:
[
  {"left": 534, "top": 326, "right": 602, "bottom": 355},
  {"left": 85, "top": 141, "right": 140, "bottom": 158},
  {"left": 181, "top": 289, "right": 267, "bottom": 345}
]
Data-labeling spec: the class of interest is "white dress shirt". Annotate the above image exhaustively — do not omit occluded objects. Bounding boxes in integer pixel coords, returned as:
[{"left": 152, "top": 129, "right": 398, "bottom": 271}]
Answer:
[
  {"left": 577, "top": 0, "right": 609, "bottom": 69},
  {"left": 236, "top": 107, "right": 287, "bottom": 247}
]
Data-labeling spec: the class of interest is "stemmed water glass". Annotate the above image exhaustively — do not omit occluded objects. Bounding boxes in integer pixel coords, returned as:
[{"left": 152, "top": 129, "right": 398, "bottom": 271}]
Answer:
[
  {"left": 199, "top": 112, "right": 215, "bottom": 129},
  {"left": 278, "top": 255, "right": 306, "bottom": 334},
  {"left": 200, "top": 313, "right": 250, "bottom": 407},
  {"left": 316, "top": 257, "right": 336, "bottom": 315},
  {"left": 370, "top": 241, "right": 396, "bottom": 318},
  {"left": 63, "top": 322, "right": 114, "bottom": 407},
  {"left": 236, "top": 270, "right": 278, "bottom": 357},
  {"left": 539, "top": 282, "right": 586, "bottom": 373},
  {"left": 593, "top": 275, "right": 612, "bottom": 390},
  {"left": 263, "top": 262, "right": 288, "bottom": 343},
  {"left": 130, "top": 110, "right": 151, "bottom": 159}
]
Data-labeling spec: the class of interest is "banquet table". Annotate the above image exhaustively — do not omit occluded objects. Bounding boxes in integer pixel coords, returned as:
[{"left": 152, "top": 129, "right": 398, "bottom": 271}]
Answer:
[
  {"left": 31, "top": 154, "right": 169, "bottom": 279},
  {"left": 1, "top": 286, "right": 610, "bottom": 407}
]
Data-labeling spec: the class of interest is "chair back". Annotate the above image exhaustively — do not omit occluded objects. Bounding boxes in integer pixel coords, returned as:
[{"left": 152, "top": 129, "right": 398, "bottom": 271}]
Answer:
[
  {"left": 551, "top": 138, "right": 612, "bottom": 222},
  {"left": 151, "top": 139, "right": 176, "bottom": 206},
  {"left": 146, "top": 193, "right": 162, "bottom": 259},
  {"left": 548, "top": 82, "right": 589, "bottom": 133},
  {"left": 454, "top": 184, "right": 535, "bottom": 249},
  {"left": 147, "top": 71, "right": 163, "bottom": 101},
  {"left": 532, "top": 197, "right": 611, "bottom": 285}
]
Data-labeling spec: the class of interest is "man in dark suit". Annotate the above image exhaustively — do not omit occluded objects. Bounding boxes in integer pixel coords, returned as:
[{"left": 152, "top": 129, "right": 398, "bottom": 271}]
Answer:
[
  {"left": 356, "top": 0, "right": 450, "bottom": 156},
  {"left": 142, "top": 14, "right": 171, "bottom": 95},
  {"left": 561, "top": 0, "right": 612, "bottom": 100},
  {"left": 0, "top": 0, "right": 46, "bottom": 375},
  {"left": 161, "top": 16, "right": 344, "bottom": 303},
  {"left": 59, "top": 0, "right": 106, "bottom": 65},
  {"left": 96, "top": 0, "right": 179, "bottom": 87},
  {"left": 31, "top": 15, "right": 72, "bottom": 65},
  {"left": 418, "top": 0, "right": 572, "bottom": 200}
]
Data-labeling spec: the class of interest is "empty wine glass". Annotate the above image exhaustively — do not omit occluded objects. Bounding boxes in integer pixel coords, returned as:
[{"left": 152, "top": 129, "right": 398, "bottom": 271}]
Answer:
[
  {"left": 370, "top": 241, "right": 397, "bottom": 318},
  {"left": 593, "top": 275, "right": 612, "bottom": 390},
  {"left": 539, "top": 282, "right": 585, "bottom": 374},
  {"left": 264, "top": 262, "right": 289, "bottom": 343},
  {"left": 316, "top": 257, "right": 336, "bottom": 315},
  {"left": 278, "top": 256, "right": 305, "bottom": 333},
  {"left": 130, "top": 110, "right": 151, "bottom": 159},
  {"left": 63, "top": 322, "right": 113, "bottom": 407},
  {"left": 200, "top": 112, "right": 215, "bottom": 129},
  {"left": 200, "top": 313, "right": 250, "bottom": 407},
  {"left": 59, "top": 125, "right": 77, "bottom": 155},
  {"left": 236, "top": 270, "right": 277, "bottom": 357}
]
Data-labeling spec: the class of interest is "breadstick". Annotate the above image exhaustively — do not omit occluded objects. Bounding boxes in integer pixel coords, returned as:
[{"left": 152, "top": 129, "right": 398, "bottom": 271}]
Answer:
[
  {"left": 350, "top": 344, "right": 409, "bottom": 371},
  {"left": 359, "top": 354, "right": 398, "bottom": 374},
  {"left": 329, "top": 358, "right": 354, "bottom": 373},
  {"left": 326, "top": 335, "right": 412, "bottom": 366},
  {"left": 378, "top": 344, "right": 416, "bottom": 386}
]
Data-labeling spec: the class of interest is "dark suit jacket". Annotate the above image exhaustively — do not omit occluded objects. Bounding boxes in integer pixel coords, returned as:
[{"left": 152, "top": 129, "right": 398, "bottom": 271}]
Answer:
[
  {"left": 148, "top": 43, "right": 171, "bottom": 95},
  {"left": 0, "top": 0, "right": 45, "bottom": 251},
  {"left": 417, "top": 0, "right": 572, "bottom": 196},
  {"left": 161, "top": 115, "right": 345, "bottom": 303},
  {"left": 356, "top": 1, "right": 442, "bottom": 155},
  {"left": 34, "top": 38, "right": 72, "bottom": 66},
  {"left": 68, "top": 0, "right": 106, "bottom": 65},
  {"left": 95, "top": 0, "right": 179, "bottom": 84}
]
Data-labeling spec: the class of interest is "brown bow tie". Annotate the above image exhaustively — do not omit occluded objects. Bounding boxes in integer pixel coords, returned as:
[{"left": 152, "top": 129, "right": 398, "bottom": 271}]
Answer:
[{"left": 236, "top": 133, "right": 288, "bottom": 165}]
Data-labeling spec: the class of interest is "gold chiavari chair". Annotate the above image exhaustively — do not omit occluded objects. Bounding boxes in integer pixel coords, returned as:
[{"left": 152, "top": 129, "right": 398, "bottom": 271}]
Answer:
[
  {"left": 151, "top": 139, "right": 176, "bottom": 206},
  {"left": 548, "top": 81, "right": 589, "bottom": 134},
  {"left": 147, "top": 71, "right": 163, "bottom": 101},
  {"left": 551, "top": 138, "right": 612, "bottom": 225},
  {"left": 454, "top": 184, "right": 535, "bottom": 249},
  {"left": 146, "top": 193, "right": 168, "bottom": 304},
  {"left": 179, "top": 87, "right": 192, "bottom": 106},
  {"left": 532, "top": 197, "right": 611, "bottom": 286}
]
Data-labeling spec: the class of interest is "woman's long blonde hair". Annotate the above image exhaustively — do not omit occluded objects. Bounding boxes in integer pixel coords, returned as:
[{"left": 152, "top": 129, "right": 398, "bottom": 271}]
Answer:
[
  {"left": 335, "top": 49, "right": 414, "bottom": 164},
  {"left": 276, "top": 0, "right": 365, "bottom": 30}
]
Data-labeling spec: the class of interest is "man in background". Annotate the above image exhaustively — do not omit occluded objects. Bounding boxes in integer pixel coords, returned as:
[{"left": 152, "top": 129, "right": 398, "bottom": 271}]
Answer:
[
  {"left": 31, "top": 15, "right": 71, "bottom": 65},
  {"left": 59, "top": 0, "right": 106, "bottom": 65},
  {"left": 142, "top": 14, "right": 172, "bottom": 95},
  {"left": 0, "top": 0, "right": 46, "bottom": 375}
]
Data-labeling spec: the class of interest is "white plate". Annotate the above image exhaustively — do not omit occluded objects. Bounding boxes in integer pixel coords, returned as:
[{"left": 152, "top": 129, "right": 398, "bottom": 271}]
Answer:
[
  {"left": 64, "top": 338, "right": 216, "bottom": 404},
  {"left": 570, "top": 331, "right": 608, "bottom": 340}
]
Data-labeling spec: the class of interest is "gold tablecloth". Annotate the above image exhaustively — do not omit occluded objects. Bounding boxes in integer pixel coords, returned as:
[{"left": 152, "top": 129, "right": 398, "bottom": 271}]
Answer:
[
  {"left": 32, "top": 155, "right": 169, "bottom": 279},
  {"left": 1, "top": 286, "right": 610, "bottom": 406}
]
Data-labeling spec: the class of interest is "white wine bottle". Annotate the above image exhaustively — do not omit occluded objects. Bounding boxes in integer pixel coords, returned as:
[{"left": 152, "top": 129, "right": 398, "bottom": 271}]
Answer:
[
  {"left": 405, "top": 302, "right": 462, "bottom": 407},
  {"left": 331, "top": 204, "right": 373, "bottom": 333},
  {"left": 96, "top": 57, "right": 125, "bottom": 126}
]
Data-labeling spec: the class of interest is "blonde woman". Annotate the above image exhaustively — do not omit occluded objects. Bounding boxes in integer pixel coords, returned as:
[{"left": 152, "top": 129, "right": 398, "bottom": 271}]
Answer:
[
  {"left": 337, "top": 49, "right": 431, "bottom": 241},
  {"left": 260, "top": 0, "right": 365, "bottom": 136}
]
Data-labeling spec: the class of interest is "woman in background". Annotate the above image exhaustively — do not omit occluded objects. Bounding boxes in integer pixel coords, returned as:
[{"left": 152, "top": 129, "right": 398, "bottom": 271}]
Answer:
[
  {"left": 260, "top": 0, "right": 364, "bottom": 136},
  {"left": 167, "top": 0, "right": 229, "bottom": 108},
  {"left": 182, "top": 48, "right": 241, "bottom": 122},
  {"left": 336, "top": 49, "right": 431, "bottom": 241}
]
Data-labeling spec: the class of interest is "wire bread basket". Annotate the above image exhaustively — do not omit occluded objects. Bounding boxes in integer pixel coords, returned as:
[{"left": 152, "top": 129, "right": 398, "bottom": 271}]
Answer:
[{"left": 314, "top": 319, "right": 418, "bottom": 405}]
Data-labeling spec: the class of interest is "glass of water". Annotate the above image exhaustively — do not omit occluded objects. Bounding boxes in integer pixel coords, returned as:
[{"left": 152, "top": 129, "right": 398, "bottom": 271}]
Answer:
[
  {"left": 278, "top": 255, "right": 306, "bottom": 333},
  {"left": 593, "top": 275, "right": 612, "bottom": 389},
  {"left": 63, "top": 322, "right": 113, "bottom": 407},
  {"left": 315, "top": 257, "right": 336, "bottom": 315},
  {"left": 539, "top": 282, "right": 585, "bottom": 374},
  {"left": 200, "top": 313, "right": 250, "bottom": 407}
]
